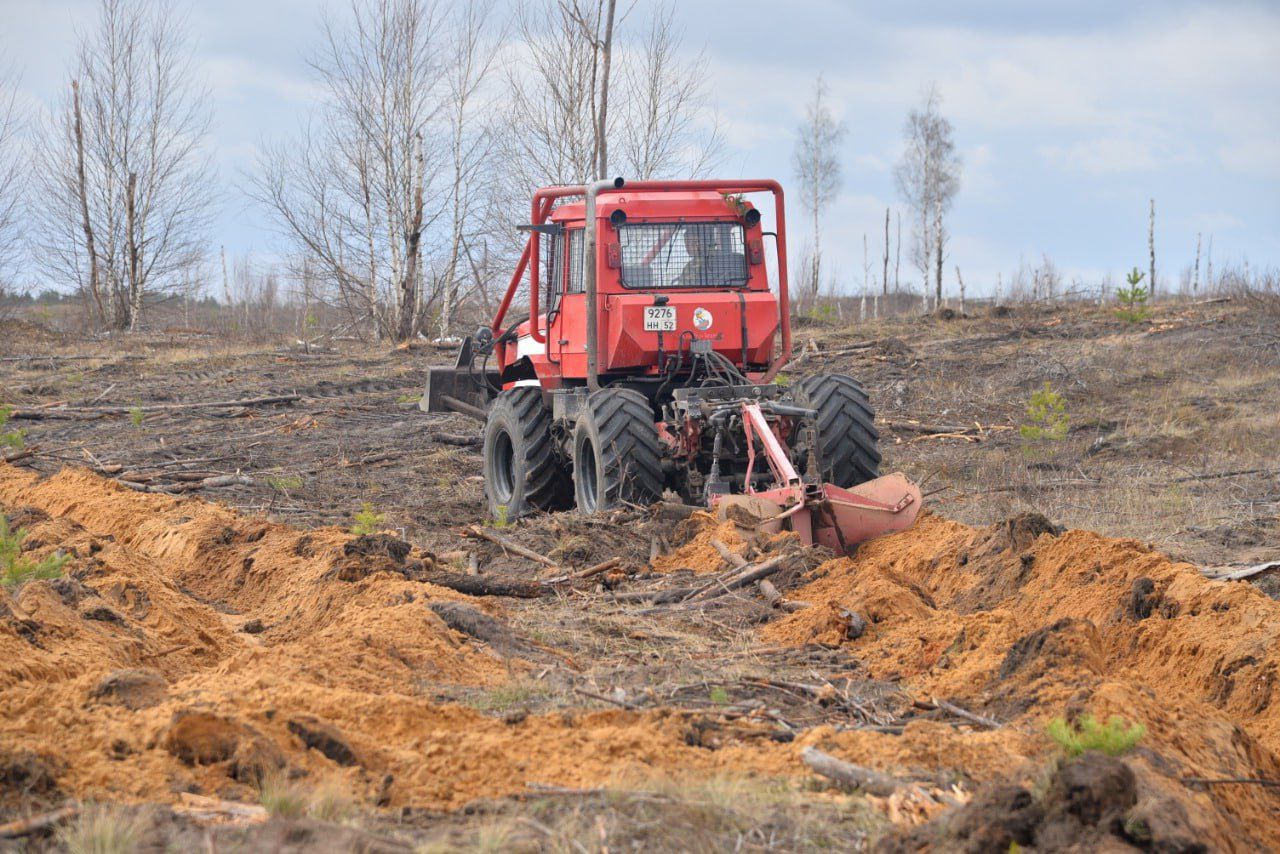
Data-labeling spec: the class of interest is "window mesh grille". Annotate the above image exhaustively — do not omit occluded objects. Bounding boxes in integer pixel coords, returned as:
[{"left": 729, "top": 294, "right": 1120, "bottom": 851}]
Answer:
[{"left": 617, "top": 222, "right": 748, "bottom": 289}]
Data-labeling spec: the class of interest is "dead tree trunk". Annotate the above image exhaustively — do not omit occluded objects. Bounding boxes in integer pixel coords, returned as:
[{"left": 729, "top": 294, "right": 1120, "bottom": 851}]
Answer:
[
  {"left": 933, "top": 197, "right": 944, "bottom": 307},
  {"left": 397, "top": 143, "right": 425, "bottom": 342},
  {"left": 1193, "top": 232, "right": 1201, "bottom": 293},
  {"left": 882, "top": 207, "right": 889, "bottom": 295},
  {"left": 126, "top": 171, "right": 141, "bottom": 331},
  {"left": 1148, "top": 198, "right": 1156, "bottom": 300},
  {"left": 894, "top": 210, "right": 901, "bottom": 293},
  {"left": 595, "top": 0, "right": 618, "bottom": 179},
  {"left": 71, "top": 80, "right": 104, "bottom": 328},
  {"left": 955, "top": 265, "right": 965, "bottom": 314}
]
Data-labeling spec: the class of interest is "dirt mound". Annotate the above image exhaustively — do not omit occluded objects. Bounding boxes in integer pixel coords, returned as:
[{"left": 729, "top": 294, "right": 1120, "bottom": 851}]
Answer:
[
  {"left": 0, "top": 465, "right": 871, "bottom": 812},
  {"left": 764, "top": 511, "right": 1280, "bottom": 849}
]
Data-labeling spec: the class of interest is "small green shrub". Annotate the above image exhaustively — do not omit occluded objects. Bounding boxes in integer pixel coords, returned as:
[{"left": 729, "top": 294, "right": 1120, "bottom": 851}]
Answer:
[
  {"left": 1, "top": 515, "right": 69, "bottom": 587},
  {"left": 1046, "top": 714, "right": 1145, "bottom": 757},
  {"left": 1020, "top": 382, "right": 1069, "bottom": 441},
  {"left": 128, "top": 406, "right": 145, "bottom": 428},
  {"left": 266, "top": 474, "right": 304, "bottom": 492},
  {"left": 1115, "top": 268, "right": 1150, "bottom": 323},
  {"left": 396, "top": 393, "right": 421, "bottom": 405},
  {"left": 350, "top": 502, "right": 385, "bottom": 536},
  {"left": 489, "top": 504, "right": 510, "bottom": 529},
  {"left": 709, "top": 686, "right": 729, "bottom": 705},
  {"left": 0, "top": 405, "right": 24, "bottom": 451}
]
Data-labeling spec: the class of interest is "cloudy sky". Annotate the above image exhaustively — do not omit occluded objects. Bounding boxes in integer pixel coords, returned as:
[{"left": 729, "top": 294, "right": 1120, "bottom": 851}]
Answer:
[{"left": 3, "top": 0, "right": 1278, "bottom": 296}]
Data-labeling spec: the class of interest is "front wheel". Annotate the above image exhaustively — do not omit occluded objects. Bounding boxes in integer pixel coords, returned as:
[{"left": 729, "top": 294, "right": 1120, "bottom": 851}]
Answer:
[
  {"left": 572, "top": 388, "right": 663, "bottom": 513},
  {"left": 482, "top": 387, "right": 571, "bottom": 520}
]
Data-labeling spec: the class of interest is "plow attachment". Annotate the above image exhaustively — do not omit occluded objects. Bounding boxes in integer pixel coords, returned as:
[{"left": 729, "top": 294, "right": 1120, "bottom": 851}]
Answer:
[{"left": 710, "top": 401, "right": 922, "bottom": 553}]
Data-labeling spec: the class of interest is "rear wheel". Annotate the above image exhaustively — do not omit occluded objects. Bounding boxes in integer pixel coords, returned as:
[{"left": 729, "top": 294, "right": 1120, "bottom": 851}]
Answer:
[
  {"left": 791, "top": 374, "right": 881, "bottom": 487},
  {"left": 482, "top": 387, "right": 571, "bottom": 520},
  {"left": 572, "top": 388, "right": 663, "bottom": 513}
]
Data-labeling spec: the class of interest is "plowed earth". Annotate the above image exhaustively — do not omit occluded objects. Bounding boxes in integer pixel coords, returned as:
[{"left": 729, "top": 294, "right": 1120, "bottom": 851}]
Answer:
[
  {"left": 2, "top": 465, "right": 1278, "bottom": 849},
  {"left": 1, "top": 300, "right": 1278, "bottom": 850}
]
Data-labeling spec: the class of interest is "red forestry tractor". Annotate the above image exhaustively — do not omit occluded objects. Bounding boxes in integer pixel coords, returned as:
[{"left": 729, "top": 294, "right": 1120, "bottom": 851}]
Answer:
[{"left": 422, "top": 178, "right": 921, "bottom": 551}]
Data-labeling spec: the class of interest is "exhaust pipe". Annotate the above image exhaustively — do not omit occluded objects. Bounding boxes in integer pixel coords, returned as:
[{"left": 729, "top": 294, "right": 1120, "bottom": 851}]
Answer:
[{"left": 583, "top": 177, "right": 625, "bottom": 392}]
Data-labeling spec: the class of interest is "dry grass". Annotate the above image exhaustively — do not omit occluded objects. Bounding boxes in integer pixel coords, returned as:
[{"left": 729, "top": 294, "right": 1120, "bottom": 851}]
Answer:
[
  {"left": 411, "top": 774, "right": 884, "bottom": 852},
  {"left": 57, "top": 803, "right": 150, "bottom": 854}
]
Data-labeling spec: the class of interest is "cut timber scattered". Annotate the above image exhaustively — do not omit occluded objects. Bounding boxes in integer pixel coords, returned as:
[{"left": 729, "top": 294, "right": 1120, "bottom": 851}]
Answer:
[
  {"left": 463, "top": 525, "right": 558, "bottom": 567},
  {"left": 800, "top": 746, "right": 904, "bottom": 796},
  {"left": 688, "top": 556, "right": 785, "bottom": 601},
  {"left": 710, "top": 538, "right": 748, "bottom": 569}
]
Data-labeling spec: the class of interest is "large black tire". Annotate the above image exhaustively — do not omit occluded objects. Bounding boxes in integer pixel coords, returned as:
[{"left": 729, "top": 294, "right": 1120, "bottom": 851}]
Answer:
[
  {"left": 572, "top": 388, "right": 663, "bottom": 513},
  {"left": 791, "top": 374, "right": 881, "bottom": 488},
  {"left": 482, "top": 387, "right": 571, "bottom": 520}
]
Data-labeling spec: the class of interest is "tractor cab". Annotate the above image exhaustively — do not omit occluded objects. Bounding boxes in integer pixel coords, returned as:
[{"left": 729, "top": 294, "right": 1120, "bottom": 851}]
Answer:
[{"left": 506, "top": 189, "right": 780, "bottom": 392}]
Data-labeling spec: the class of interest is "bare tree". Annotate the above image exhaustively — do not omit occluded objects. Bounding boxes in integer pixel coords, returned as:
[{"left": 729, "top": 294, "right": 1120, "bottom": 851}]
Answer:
[
  {"left": 0, "top": 70, "right": 24, "bottom": 299},
  {"left": 792, "top": 73, "right": 845, "bottom": 308},
  {"left": 253, "top": 0, "right": 448, "bottom": 342},
  {"left": 615, "top": 3, "right": 721, "bottom": 179},
  {"left": 36, "top": 0, "right": 213, "bottom": 332},
  {"left": 894, "top": 85, "right": 960, "bottom": 309},
  {"left": 435, "top": 0, "right": 503, "bottom": 339},
  {"left": 505, "top": 0, "right": 720, "bottom": 192}
]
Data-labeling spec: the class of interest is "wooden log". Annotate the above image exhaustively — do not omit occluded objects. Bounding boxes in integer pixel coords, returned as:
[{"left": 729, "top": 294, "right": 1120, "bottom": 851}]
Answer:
[
  {"left": 689, "top": 556, "right": 785, "bottom": 601},
  {"left": 800, "top": 746, "right": 904, "bottom": 796},
  {"left": 430, "top": 432, "right": 482, "bottom": 448},
  {"left": 575, "top": 557, "right": 622, "bottom": 579},
  {"left": 652, "top": 501, "right": 703, "bottom": 522},
  {"left": 463, "top": 525, "right": 558, "bottom": 567},
  {"left": 0, "top": 805, "right": 79, "bottom": 838},
  {"left": 710, "top": 538, "right": 748, "bottom": 569},
  {"left": 423, "top": 571, "right": 547, "bottom": 599}
]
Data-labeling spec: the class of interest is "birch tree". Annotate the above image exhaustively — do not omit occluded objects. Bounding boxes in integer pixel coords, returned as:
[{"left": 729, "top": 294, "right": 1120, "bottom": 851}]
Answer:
[
  {"left": 792, "top": 74, "right": 845, "bottom": 307},
  {"left": 504, "top": 0, "right": 720, "bottom": 191},
  {"left": 253, "top": 0, "right": 447, "bottom": 341},
  {"left": 36, "top": 0, "right": 213, "bottom": 332},
  {"left": 436, "top": 0, "right": 503, "bottom": 338},
  {"left": 0, "top": 71, "right": 23, "bottom": 295},
  {"left": 894, "top": 85, "right": 960, "bottom": 309}
]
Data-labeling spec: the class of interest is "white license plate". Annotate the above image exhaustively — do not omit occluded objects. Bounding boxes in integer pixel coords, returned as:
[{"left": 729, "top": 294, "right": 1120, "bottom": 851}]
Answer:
[{"left": 643, "top": 306, "right": 676, "bottom": 331}]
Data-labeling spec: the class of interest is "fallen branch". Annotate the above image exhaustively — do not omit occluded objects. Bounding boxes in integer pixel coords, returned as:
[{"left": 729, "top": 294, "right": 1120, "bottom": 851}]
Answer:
[
  {"left": 932, "top": 697, "right": 1001, "bottom": 729},
  {"left": 430, "top": 432, "right": 482, "bottom": 448},
  {"left": 0, "top": 805, "right": 79, "bottom": 838},
  {"left": 800, "top": 746, "right": 904, "bottom": 796},
  {"left": 1183, "top": 777, "right": 1280, "bottom": 788},
  {"left": 573, "top": 686, "right": 639, "bottom": 710},
  {"left": 8, "top": 394, "right": 300, "bottom": 420},
  {"left": 575, "top": 557, "right": 622, "bottom": 580},
  {"left": 463, "top": 525, "right": 558, "bottom": 567}
]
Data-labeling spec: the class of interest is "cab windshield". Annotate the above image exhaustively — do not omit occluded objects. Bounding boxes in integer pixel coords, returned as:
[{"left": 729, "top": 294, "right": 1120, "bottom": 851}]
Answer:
[{"left": 617, "top": 221, "right": 748, "bottom": 289}]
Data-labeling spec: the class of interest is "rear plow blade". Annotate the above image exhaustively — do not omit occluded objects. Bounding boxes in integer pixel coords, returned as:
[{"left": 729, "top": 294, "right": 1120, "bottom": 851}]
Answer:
[
  {"left": 714, "top": 472, "right": 921, "bottom": 554},
  {"left": 810, "top": 472, "right": 921, "bottom": 552}
]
